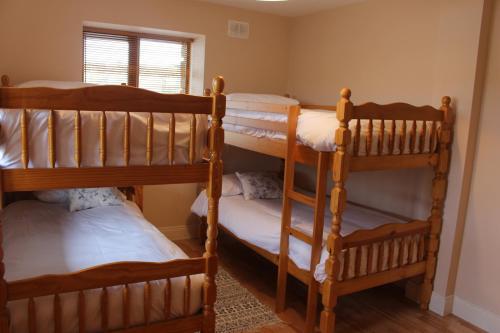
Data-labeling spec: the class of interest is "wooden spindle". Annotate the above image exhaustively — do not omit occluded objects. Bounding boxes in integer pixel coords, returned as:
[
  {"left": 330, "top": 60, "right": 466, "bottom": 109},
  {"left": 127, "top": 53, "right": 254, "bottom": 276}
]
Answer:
[
  {"left": 377, "top": 242, "right": 385, "bottom": 272},
  {"left": 54, "top": 294, "right": 62, "bottom": 333},
  {"left": 353, "top": 119, "right": 361, "bottom": 157},
  {"left": 418, "top": 234, "right": 426, "bottom": 262},
  {"left": 366, "top": 244, "right": 374, "bottom": 275},
  {"left": 388, "top": 120, "right": 396, "bottom": 155},
  {"left": 399, "top": 120, "right": 407, "bottom": 155},
  {"left": 74, "top": 110, "right": 82, "bottom": 167},
  {"left": 429, "top": 121, "right": 437, "bottom": 153},
  {"left": 184, "top": 276, "right": 191, "bottom": 316},
  {"left": 169, "top": 114, "right": 176, "bottom": 165},
  {"left": 48, "top": 110, "right": 56, "bottom": 168},
  {"left": 203, "top": 76, "right": 225, "bottom": 333},
  {"left": 146, "top": 113, "right": 154, "bottom": 166},
  {"left": 419, "top": 121, "right": 427, "bottom": 153},
  {"left": 320, "top": 88, "right": 352, "bottom": 333},
  {"left": 409, "top": 120, "right": 417, "bottom": 153},
  {"left": 28, "top": 297, "right": 36, "bottom": 333},
  {"left": 354, "top": 247, "right": 362, "bottom": 277},
  {"left": 78, "top": 291, "right": 86, "bottom": 333},
  {"left": 342, "top": 249, "right": 350, "bottom": 281},
  {"left": 164, "top": 278, "right": 171, "bottom": 320},
  {"left": 189, "top": 114, "right": 196, "bottom": 164},
  {"left": 21, "top": 109, "right": 29, "bottom": 168},
  {"left": 101, "top": 287, "right": 108, "bottom": 332},
  {"left": 144, "top": 281, "right": 151, "bottom": 325},
  {"left": 124, "top": 112, "right": 130, "bottom": 166},
  {"left": 409, "top": 235, "right": 417, "bottom": 264},
  {"left": 100, "top": 111, "right": 107, "bottom": 166},
  {"left": 365, "top": 119, "right": 373, "bottom": 156},
  {"left": 399, "top": 237, "right": 407, "bottom": 267},
  {"left": 123, "top": 284, "right": 130, "bottom": 328},
  {"left": 388, "top": 239, "right": 395, "bottom": 270},
  {"left": 377, "top": 119, "right": 385, "bottom": 155}
]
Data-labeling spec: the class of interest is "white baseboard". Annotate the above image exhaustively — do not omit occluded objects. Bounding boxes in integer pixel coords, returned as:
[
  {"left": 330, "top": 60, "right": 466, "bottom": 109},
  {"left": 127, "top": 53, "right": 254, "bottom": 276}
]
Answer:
[
  {"left": 159, "top": 223, "right": 198, "bottom": 241},
  {"left": 452, "top": 296, "right": 500, "bottom": 332},
  {"left": 429, "top": 292, "right": 454, "bottom": 316}
]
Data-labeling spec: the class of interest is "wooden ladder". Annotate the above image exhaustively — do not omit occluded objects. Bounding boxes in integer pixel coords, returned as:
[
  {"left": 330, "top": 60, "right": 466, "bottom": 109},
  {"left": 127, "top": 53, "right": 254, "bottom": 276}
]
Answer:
[{"left": 275, "top": 106, "right": 330, "bottom": 333}]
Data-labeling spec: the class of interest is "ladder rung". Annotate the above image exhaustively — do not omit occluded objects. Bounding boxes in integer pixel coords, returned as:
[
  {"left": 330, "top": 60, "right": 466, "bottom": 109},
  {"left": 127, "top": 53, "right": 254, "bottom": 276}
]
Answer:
[
  {"left": 288, "top": 227, "right": 313, "bottom": 245},
  {"left": 287, "top": 190, "right": 316, "bottom": 207}
]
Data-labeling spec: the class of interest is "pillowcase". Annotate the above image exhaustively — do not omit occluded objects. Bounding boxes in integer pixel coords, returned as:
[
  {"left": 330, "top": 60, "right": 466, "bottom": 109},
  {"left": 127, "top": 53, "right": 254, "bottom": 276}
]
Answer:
[
  {"left": 222, "top": 174, "right": 243, "bottom": 196},
  {"left": 68, "top": 187, "right": 124, "bottom": 212},
  {"left": 34, "top": 190, "right": 68, "bottom": 204},
  {"left": 235, "top": 172, "right": 282, "bottom": 200}
]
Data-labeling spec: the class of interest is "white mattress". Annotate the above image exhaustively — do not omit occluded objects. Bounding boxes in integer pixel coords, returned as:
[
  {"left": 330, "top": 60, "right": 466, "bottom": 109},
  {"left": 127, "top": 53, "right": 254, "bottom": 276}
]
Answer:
[
  {"left": 225, "top": 108, "right": 437, "bottom": 154},
  {"left": 4, "top": 200, "right": 203, "bottom": 333},
  {"left": 0, "top": 81, "right": 207, "bottom": 168},
  {"left": 191, "top": 191, "right": 406, "bottom": 282}
]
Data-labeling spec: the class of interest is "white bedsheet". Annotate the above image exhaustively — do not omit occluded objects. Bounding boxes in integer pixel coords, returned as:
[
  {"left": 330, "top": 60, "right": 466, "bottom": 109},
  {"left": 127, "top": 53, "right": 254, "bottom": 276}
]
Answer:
[
  {"left": 4, "top": 200, "right": 203, "bottom": 333},
  {"left": 0, "top": 81, "right": 207, "bottom": 168},
  {"left": 225, "top": 108, "right": 437, "bottom": 154},
  {"left": 191, "top": 191, "right": 405, "bottom": 282}
]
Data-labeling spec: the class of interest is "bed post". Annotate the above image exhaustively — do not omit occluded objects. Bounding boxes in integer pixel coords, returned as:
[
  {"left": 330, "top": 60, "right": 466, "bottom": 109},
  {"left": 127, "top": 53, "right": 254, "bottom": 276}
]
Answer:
[
  {"left": 202, "top": 76, "right": 225, "bottom": 333},
  {"left": 320, "top": 88, "right": 353, "bottom": 333},
  {"left": 420, "top": 96, "right": 454, "bottom": 310},
  {"left": 0, "top": 170, "right": 8, "bottom": 333}
]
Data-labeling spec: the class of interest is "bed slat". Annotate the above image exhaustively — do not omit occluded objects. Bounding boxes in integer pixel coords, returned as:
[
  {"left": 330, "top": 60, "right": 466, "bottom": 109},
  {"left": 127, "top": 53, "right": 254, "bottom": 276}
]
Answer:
[
  {"left": 366, "top": 119, "right": 373, "bottom": 156},
  {"left": 169, "top": 114, "right": 176, "bottom": 165},
  {"left": 418, "top": 234, "right": 426, "bottom": 261},
  {"left": 353, "top": 119, "right": 361, "bottom": 157},
  {"left": 343, "top": 249, "right": 351, "bottom": 280},
  {"left": 377, "top": 119, "right": 385, "bottom": 156},
  {"left": 419, "top": 121, "right": 427, "bottom": 153},
  {"left": 429, "top": 121, "right": 437, "bottom": 152},
  {"left": 409, "top": 120, "right": 417, "bottom": 154},
  {"left": 354, "top": 247, "right": 362, "bottom": 277},
  {"left": 399, "top": 120, "right": 407, "bottom": 155},
  {"left": 184, "top": 275, "right": 191, "bottom": 316},
  {"left": 74, "top": 110, "right": 81, "bottom": 167},
  {"left": 367, "top": 244, "right": 374, "bottom": 274},
  {"left": 100, "top": 111, "right": 107, "bottom": 167},
  {"left": 377, "top": 242, "right": 385, "bottom": 272},
  {"left": 388, "top": 120, "right": 396, "bottom": 155},
  {"left": 48, "top": 110, "right": 56, "bottom": 168},
  {"left": 21, "top": 109, "right": 28, "bottom": 169}
]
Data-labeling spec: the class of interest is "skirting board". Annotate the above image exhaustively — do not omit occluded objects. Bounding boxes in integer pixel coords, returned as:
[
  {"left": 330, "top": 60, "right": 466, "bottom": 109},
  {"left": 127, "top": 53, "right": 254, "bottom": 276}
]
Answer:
[
  {"left": 159, "top": 222, "right": 198, "bottom": 241},
  {"left": 452, "top": 296, "right": 500, "bottom": 332},
  {"left": 430, "top": 292, "right": 454, "bottom": 316}
]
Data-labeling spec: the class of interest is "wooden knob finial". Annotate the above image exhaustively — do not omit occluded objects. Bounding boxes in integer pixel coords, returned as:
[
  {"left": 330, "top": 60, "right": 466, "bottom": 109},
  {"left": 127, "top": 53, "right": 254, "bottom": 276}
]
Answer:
[
  {"left": 442, "top": 96, "right": 451, "bottom": 107},
  {"left": 212, "top": 76, "right": 225, "bottom": 95},
  {"left": 340, "top": 88, "right": 351, "bottom": 100},
  {"left": 1, "top": 75, "right": 10, "bottom": 87}
]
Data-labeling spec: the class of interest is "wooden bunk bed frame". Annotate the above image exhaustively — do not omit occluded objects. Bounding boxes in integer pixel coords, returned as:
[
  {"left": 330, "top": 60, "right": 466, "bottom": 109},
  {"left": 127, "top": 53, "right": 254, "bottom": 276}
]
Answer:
[
  {"left": 215, "top": 89, "right": 454, "bottom": 333},
  {"left": 0, "top": 74, "right": 226, "bottom": 333}
]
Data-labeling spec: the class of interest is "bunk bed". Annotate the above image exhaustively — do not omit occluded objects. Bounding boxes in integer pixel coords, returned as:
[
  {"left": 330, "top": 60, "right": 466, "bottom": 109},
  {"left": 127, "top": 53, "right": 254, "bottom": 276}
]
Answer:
[
  {"left": 0, "top": 74, "right": 225, "bottom": 333},
  {"left": 195, "top": 90, "right": 453, "bottom": 333}
]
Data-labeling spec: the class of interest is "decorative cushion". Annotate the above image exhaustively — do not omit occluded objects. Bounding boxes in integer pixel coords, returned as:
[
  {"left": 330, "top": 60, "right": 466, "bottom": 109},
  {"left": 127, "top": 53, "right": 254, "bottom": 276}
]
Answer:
[
  {"left": 222, "top": 174, "right": 243, "bottom": 197},
  {"left": 68, "top": 188, "right": 124, "bottom": 212},
  {"left": 34, "top": 190, "right": 68, "bottom": 204},
  {"left": 235, "top": 172, "right": 282, "bottom": 200}
]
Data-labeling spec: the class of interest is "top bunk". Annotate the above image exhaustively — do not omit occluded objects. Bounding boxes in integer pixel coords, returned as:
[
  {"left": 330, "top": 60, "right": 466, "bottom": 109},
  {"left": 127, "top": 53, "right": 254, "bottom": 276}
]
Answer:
[
  {"left": 222, "top": 91, "right": 453, "bottom": 172},
  {"left": 0, "top": 75, "right": 226, "bottom": 192}
]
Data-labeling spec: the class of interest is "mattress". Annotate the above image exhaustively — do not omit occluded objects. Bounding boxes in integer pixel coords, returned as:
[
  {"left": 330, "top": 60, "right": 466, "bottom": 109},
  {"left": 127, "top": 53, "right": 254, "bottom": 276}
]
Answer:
[
  {"left": 0, "top": 81, "right": 207, "bottom": 168},
  {"left": 191, "top": 191, "right": 416, "bottom": 283},
  {"left": 4, "top": 200, "right": 203, "bottom": 333},
  {"left": 225, "top": 108, "right": 437, "bottom": 154}
]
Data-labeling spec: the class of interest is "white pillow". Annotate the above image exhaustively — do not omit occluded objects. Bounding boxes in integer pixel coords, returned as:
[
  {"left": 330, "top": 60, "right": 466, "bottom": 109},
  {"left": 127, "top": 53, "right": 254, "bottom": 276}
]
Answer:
[
  {"left": 222, "top": 174, "right": 243, "bottom": 197},
  {"left": 227, "top": 93, "right": 299, "bottom": 106},
  {"left": 235, "top": 172, "right": 282, "bottom": 200},
  {"left": 17, "top": 80, "right": 95, "bottom": 89},
  {"left": 68, "top": 187, "right": 124, "bottom": 212},
  {"left": 34, "top": 190, "right": 68, "bottom": 204}
]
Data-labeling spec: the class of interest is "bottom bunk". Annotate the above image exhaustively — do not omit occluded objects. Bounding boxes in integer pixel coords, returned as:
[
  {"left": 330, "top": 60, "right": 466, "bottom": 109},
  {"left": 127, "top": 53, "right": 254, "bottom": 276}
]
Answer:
[
  {"left": 191, "top": 187, "right": 428, "bottom": 287},
  {"left": 4, "top": 198, "right": 204, "bottom": 333}
]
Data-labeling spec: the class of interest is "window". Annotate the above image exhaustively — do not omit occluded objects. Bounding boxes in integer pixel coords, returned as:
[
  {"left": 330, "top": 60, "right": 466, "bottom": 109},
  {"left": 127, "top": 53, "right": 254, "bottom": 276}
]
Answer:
[{"left": 83, "top": 28, "right": 191, "bottom": 94}]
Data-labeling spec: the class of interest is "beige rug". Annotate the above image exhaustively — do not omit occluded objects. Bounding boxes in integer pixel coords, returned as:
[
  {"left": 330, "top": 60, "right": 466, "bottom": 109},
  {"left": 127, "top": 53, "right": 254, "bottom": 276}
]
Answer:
[{"left": 215, "top": 268, "right": 284, "bottom": 333}]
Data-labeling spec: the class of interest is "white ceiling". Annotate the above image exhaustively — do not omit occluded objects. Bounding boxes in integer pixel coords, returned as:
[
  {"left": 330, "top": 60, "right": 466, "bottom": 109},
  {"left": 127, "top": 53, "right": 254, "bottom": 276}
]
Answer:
[{"left": 198, "top": 0, "right": 365, "bottom": 17}]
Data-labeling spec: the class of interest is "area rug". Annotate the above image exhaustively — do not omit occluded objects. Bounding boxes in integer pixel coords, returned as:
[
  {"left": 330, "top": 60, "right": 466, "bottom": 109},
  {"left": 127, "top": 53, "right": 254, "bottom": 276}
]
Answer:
[{"left": 215, "top": 268, "right": 283, "bottom": 333}]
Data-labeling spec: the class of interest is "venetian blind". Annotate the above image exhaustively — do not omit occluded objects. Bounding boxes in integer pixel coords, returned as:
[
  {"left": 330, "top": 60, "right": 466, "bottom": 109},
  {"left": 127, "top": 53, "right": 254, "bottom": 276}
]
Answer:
[{"left": 83, "top": 28, "right": 191, "bottom": 93}]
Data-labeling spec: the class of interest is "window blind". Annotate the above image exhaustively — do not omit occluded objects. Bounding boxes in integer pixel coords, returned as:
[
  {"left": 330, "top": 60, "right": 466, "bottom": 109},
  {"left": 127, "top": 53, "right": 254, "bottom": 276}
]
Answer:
[{"left": 83, "top": 28, "right": 191, "bottom": 93}]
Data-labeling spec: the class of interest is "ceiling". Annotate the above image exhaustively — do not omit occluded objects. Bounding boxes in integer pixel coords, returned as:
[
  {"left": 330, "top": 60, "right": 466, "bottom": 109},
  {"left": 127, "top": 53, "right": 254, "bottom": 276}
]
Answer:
[{"left": 198, "top": 0, "right": 365, "bottom": 17}]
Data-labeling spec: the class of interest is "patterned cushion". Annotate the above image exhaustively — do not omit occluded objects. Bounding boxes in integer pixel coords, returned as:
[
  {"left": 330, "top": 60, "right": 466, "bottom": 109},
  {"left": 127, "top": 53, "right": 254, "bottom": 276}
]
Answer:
[
  {"left": 68, "top": 188, "right": 124, "bottom": 212},
  {"left": 235, "top": 172, "right": 282, "bottom": 200}
]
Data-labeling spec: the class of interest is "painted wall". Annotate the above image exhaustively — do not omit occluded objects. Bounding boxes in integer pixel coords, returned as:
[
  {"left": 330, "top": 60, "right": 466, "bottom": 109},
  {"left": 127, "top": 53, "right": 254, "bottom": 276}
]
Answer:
[
  {"left": 452, "top": 1, "right": 500, "bottom": 331},
  {"left": 286, "top": 0, "right": 487, "bottom": 317},
  {"left": 0, "top": 0, "right": 290, "bottom": 237}
]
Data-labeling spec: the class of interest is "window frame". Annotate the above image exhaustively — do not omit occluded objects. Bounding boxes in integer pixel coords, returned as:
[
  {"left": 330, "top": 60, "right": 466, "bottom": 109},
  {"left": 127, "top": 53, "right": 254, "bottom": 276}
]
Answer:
[{"left": 83, "top": 26, "right": 192, "bottom": 93}]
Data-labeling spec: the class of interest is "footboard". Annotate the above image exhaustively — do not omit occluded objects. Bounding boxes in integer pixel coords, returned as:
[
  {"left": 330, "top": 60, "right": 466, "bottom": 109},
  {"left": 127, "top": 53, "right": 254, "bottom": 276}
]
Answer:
[
  {"left": 336, "top": 220, "right": 430, "bottom": 296},
  {"left": 7, "top": 258, "right": 205, "bottom": 332}
]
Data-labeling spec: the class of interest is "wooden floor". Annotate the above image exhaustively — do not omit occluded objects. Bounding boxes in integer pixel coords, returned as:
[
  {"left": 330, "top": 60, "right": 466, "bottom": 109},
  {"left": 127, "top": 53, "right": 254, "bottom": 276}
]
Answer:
[{"left": 176, "top": 234, "right": 483, "bottom": 333}]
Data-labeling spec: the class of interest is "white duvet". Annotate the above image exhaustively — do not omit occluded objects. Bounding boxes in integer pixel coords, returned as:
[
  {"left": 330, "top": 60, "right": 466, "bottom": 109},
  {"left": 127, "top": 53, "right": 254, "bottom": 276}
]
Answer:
[
  {"left": 191, "top": 191, "right": 405, "bottom": 282},
  {"left": 0, "top": 81, "right": 207, "bottom": 168},
  {"left": 4, "top": 200, "right": 203, "bottom": 333}
]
